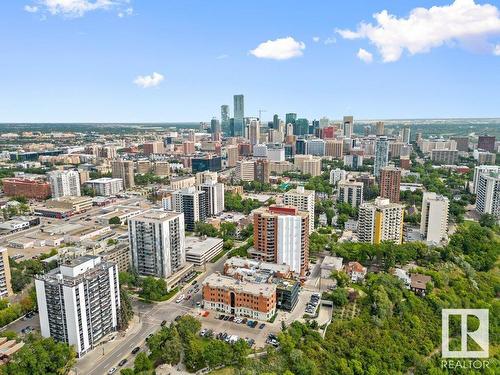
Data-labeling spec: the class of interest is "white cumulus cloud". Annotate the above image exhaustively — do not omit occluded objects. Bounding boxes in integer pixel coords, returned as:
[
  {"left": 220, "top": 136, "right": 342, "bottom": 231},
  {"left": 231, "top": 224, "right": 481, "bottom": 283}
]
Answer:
[
  {"left": 324, "top": 37, "right": 336, "bottom": 45},
  {"left": 133, "top": 72, "right": 164, "bottom": 88},
  {"left": 357, "top": 48, "right": 373, "bottom": 63},
  {"left": 312, "top": 36, "right": 320, "bottom": 43},
  {"left": 24, "top": 5, "right": 39, "bottom": 13},
  {"left": 26, "top": 0, "right": 132, "bottom": 18},
  {"left": 336, "top": 0, "right": 500, "bottom": 62},
  {"left": 250, "top": 37, "right": 306, "bottom": 60},
  {"left": 494, "top": 44, "right": 500, "bottom": 55}
]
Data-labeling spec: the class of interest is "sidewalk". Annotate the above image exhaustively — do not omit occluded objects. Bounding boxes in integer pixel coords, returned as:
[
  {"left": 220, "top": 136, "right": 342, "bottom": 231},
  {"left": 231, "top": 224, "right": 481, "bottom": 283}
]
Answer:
[{"left": 74, "top": 314, "right": 143, "bottom": 374}]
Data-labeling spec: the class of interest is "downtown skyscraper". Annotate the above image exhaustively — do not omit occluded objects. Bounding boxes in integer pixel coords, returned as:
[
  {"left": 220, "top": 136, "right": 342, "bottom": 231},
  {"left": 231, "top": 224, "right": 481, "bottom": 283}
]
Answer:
[
  {"left": 374, "top": 136, "right": 389, "bottom": 178},
  {"left": 233, "top": 94, "right": 244, "bottom": 136},
  {"left": 221, "top": 104, "right": 230, "bottom": 133}
]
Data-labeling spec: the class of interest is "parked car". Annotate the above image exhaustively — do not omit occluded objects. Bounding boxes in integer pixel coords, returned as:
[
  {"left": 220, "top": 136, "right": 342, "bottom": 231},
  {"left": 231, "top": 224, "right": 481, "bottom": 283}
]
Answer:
[
  {"left": 161, "top": 320, "right": 167, "bottom": 326},
  {"left": 118, "top": 359, "right": 127, "bottom": 366},
  {"left": 131, "top": 347, "right": 140, "bottom": 354},
  {"left": 108, "top": 368, "right": 117, "bottom": 374},
  {"left": 259, "top": 323, "right": 266, "bottom": 329}
]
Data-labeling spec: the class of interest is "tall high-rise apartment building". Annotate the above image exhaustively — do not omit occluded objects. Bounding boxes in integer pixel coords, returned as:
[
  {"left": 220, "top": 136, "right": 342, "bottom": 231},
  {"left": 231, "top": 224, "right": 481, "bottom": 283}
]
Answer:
[
  {"left": 248, "top": 120, "right": 260, "bottom": 145},
  {"left": 272, "top": 114, "right": 280, "bottom": 129},
  {"left": 48, "top": 169, "right": 81, "bottom": 198},
  {"left": 420, "top": 192, "right": 449, "bottom": 243},
  {"left": 252, "top": 205, "right": 309, "bottom": 275},
  {"left": 172, "top": 187, "right": 208, "bottom": 231},
  {"left": 476, "top": 172, "right": 500, "bottom": 218},
  {"left": 343, "top": 116, "right": 353, "bottom": 138},
  {"left": 254, "top": 159, "right": 270, "bottom": 184},
  {"left": 235, "top": 160, "right": 255, "bottom": 181},
  {"left": 233, "top": 95, "right": 245, "bottom": 136},
  {"left": 221, "top": 105, "right": 230, "bottom": 133},
  {"left": 200, "top": 180, "right": 224, "bottom": 216},
  {"left": 294, "top": 155, "right": 321, "bottom": 177},
  {"left": 35, "top": 256, "right": 120, "bottom": 357},
  {"left": 283, "top": 186, "right": 315, "bottom": 234},
  {"left": 379, "top": 166, "right": 401, "bottom": 203},
  {"left": 225, "top": 145, "right": 238, "bottom": 167},
  {"left": 330, "top": 168, "right": 347, "bottom": 186},
  {"left": 128, "top": 210, "right": 185, "bottom": 278},
  {"left": 376, "top": 121, "right": 385, "bottom": 136},
  {"left": 358, "top": 197, "right": 404, "bottom": 244},
  {"left": 143, "top": 141, "right": 164, "bottom": 155},
  {"left": 325, "top": 139, "right": 344, "bottom": 158},
  {"left": 183, "top": 141, "right": 195, "bottom": 155},
  {"left": 306, "top": 138, "right": 325, "bottom": 156},
  {"left": 0, "top": 247, "right": 12, "bottom": 298},
  {"left": 472, "top": 165, "right": 500, "bottom": 193},
  {"left": 112, "top": 160, "right": 135, "bottom": 189},
  {"left": 210, "top": 118, "right": 221, "bottom": 140},
  {"left": 338, "top": 178, "right": 364, "bottom": 208},
  {"left": 374, "top": 137, "right": 389, "bottom": 178},
  {"left": 402, "top": 127, "right": 411, "bottom": 144},
  {"left": 478, "top": 135, "right": 496, "bottom": 153}
]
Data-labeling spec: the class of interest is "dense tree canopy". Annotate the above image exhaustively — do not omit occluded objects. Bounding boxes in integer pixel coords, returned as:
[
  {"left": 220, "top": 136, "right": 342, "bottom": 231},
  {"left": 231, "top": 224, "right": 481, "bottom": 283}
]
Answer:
[{"left": 2, "top": 335, "right": 76, "bottom": 375}]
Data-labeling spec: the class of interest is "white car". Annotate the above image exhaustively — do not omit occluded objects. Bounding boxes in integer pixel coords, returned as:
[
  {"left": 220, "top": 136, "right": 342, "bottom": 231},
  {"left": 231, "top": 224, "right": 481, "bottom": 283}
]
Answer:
[
  {"left": 108, "top": 368, "right": 117, "bottom": 374},
  {"left": 175, "top": 294, "right": 185, "bottom": 303}
]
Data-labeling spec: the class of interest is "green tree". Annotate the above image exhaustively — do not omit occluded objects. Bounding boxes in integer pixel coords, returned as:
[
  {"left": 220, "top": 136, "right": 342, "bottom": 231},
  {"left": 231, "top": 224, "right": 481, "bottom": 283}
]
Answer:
[
  {"left": 118, "top": 288, "right": 134, "bottom": 331},
  {"left": 220, "top": 221, "right": 237, "bottom": 239},
  {"left": 81, "top": 185, "right": 96, "bottom": 197},
  {"left": 330, "top": 270, "right": 350, "bottom": 288},
  {"left": 194, "top": 222, "right": 219, "bottom": 237},
  {"left": 2, "top": 335, "right": 76, "bottom": 375},
  {"left": 479, "top": 213, "right": 497, "bottom": 228},
  {"left": 327, "top": 288, "right": 349, "bottom": 307},
  {"left": 133, "top": 352, "right": 154, "bottom": 373},
  {"left": 109, "top": 216, "right": 121, "bottom": 225},
  {"left": 139, "top": 277, "right": 168, "bottom": 301}
]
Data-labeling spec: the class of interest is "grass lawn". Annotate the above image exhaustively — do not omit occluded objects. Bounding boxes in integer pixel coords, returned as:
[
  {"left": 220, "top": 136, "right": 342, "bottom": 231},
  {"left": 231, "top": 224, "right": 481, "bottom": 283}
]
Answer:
[{"left": 210, "top": 367, "right": 235, "bottom": 375}]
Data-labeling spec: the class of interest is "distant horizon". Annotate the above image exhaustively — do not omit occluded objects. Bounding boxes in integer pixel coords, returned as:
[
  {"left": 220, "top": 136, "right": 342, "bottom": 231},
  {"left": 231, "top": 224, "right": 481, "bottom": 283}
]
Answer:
[{"left": 2, "top": 117, "right": 500, "bottom": 124}]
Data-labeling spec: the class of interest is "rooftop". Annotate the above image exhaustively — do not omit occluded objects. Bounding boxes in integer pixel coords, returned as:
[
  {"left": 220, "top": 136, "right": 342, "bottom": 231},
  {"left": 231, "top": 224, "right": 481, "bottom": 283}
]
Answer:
[
  {"left": 185, "top": 236, "right": 223, "bottom": 256},
  {"left": 203, "top": 273, "right": 276, "bottom": 298},
  {"left": 131, "top": 209, "right": 182, "bottom": 222}
]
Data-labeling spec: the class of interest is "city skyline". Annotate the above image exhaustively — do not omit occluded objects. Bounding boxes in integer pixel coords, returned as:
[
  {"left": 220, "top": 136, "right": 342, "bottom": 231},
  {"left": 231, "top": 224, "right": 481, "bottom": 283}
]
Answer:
[{"left": 2, "top": 0, "right": 500, "bottom": 122}]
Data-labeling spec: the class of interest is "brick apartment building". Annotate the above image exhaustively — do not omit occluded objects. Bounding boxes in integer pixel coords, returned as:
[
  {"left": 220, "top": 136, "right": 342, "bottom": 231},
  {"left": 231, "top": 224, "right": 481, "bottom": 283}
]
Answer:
[
  {"left": 379, "top": 166, "right": 402, "bottom": 203},
  {"left": 2, "top": 178, "right": 51, "bottom": 199},
  {"left": 251, "top": 205, "right": 309, "bottom": 276},
  {"left": 202, "top": 273, "right": 276, "bottom": 321}
]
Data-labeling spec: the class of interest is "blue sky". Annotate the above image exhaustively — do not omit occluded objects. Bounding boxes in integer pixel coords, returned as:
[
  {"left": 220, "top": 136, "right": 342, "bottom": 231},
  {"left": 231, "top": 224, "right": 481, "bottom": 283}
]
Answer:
[{"left": 1, "top": 0, "right": 500, "bottom": 122}]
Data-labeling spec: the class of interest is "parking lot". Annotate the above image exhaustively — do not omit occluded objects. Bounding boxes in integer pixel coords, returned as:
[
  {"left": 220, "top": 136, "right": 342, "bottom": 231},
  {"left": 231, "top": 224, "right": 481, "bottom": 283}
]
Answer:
[{"left": 196, "top": 311, "right": 279, "bottom": 348}]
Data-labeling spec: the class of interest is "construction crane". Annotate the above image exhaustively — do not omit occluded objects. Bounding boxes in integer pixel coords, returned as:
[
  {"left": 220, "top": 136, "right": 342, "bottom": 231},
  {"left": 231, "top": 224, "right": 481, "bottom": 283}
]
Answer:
[{"left": 257, "top": 109, "right": 267, "bottom": 122}]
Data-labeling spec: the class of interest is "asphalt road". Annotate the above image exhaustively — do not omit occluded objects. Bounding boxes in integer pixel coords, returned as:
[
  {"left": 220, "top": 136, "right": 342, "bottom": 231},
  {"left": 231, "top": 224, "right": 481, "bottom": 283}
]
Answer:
[{"left": 75, "top": 249, "right": 229, "bottom": 375}]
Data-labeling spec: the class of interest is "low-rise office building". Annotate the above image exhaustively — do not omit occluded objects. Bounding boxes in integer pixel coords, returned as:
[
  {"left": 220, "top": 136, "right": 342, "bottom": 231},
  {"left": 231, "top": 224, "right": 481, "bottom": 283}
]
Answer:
[
  {"left": 185, "top": 236, "right": 224, "bottom": 267},
  {"left": 45, "top": 196, "right": 93, "bottom": 213}
]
